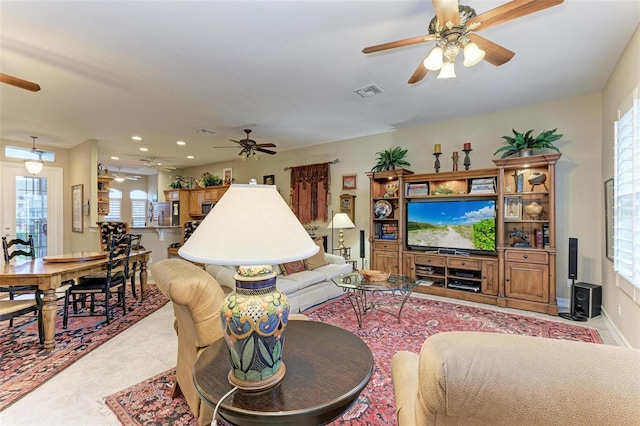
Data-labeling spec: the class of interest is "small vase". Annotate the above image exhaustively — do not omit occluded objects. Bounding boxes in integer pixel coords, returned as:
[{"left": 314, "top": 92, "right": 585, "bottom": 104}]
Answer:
[
  {"left": 524, "top": 201, "right": 544, "bottom": 219},
  {"left": 519, "top": 148, "right": 534, "bottom": 157}
]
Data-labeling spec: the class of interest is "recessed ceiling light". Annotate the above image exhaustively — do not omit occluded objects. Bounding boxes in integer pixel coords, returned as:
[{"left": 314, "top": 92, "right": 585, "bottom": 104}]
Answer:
[
  {"left": 110, "top": 156, "right": 119, "bottom": 160},
  {"left": 139, "top": 147, "right": 149, "bottom": 152},
  {"left": 177, "top": 140, "right": 186, "bottom": 145},
  {"left": 132, "top": 136, "right": 142, "bottom": 141},
  {"left": 187, "top": 155, "right": 194, "bottom": 159}
]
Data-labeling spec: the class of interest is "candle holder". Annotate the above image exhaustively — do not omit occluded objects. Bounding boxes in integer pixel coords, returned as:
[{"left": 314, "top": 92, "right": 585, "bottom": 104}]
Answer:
[
  {"left": 463, "top": 148, "right": 472, "bottom": 170},
  {"left": 452, "top": 152, "right": 459, "bottom": 172},
  {"left": 433, "top": 153, "right": 442, "bottom": 173}
]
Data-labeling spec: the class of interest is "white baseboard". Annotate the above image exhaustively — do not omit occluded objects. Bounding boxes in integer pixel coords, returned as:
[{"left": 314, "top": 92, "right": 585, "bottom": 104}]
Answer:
[{"left": 601, "top": 307, "right": 633, "bottom": 348}]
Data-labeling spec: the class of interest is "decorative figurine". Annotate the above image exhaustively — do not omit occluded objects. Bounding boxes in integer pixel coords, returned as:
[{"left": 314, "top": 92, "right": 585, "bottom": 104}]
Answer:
[{"left": 462, "top": 142, "right": 472, "bottom": 170}]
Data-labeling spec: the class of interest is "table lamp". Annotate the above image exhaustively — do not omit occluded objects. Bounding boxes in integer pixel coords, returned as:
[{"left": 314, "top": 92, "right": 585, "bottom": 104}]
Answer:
[
  {"left": 179, "top": 182, "right": 318, "bottom": 391},
  {"left": 328, "top": 213, "right": 355, "bottom": 258}
]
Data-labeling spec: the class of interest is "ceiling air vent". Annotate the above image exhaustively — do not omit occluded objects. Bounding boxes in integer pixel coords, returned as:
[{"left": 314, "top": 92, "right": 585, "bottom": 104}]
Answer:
[
  {"left": 354, "top": 84, "right": 384, "bottom": 98},
  {"left": 196, "top": 128, "right": 216, "bottom": 135}
]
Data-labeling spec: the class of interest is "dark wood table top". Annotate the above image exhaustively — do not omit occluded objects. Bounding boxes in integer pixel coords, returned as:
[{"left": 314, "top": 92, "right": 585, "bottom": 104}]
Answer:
[{"left": 194, "top": 320, "right": 374, "bottom": 426}]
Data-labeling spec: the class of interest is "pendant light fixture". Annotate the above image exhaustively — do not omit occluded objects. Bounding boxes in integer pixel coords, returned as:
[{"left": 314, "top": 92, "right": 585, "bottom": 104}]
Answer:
[{"left": 24, "top": 136, "right": 44, "bottom": 175}]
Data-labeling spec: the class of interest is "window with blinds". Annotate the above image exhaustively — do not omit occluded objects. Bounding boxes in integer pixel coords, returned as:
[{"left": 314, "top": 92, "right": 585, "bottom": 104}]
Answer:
[
  {"left": 131, "top": 190, "right": 147, "bottom": 227},
  {"left": 613, "top": 83, "right": 640, "bottom": 293},
  {"left": 104, "top": 188, "right": 122, "bottom": 222}
]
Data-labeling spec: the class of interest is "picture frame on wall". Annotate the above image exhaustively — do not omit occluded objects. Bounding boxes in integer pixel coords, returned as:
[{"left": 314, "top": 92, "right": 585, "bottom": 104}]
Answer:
[
  {"left": 263, "top": 175, "right": 275, "bottom": 185},
  {"left": 604, "top": 178, "right": 614, "bottom": 261},
  {"left": 342, "top": 174, "right": 357, "bottom": 190},
  {"left": 72, "top": 184, "right": 84, "bottom": 233},
  {"left": 504, "top": 195, "right": 522, "bottom": 220},
  {"left": 223, "top": 168, "right": 233, "bottom": 185}
]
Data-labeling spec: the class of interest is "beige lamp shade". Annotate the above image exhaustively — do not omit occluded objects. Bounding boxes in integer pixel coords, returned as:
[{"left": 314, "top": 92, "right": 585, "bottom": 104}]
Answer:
[
  {"left": 327, "top": 213, "right": 355, "bottom": 230},
  {"left": 178, "top": 183, "right": 319, "bottom": 265}
]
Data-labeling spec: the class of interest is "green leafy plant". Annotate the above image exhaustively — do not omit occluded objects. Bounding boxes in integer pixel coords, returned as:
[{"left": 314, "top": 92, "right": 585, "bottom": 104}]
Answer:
[
  {"left": 201, "top": 172, "right": 223, "bottom": 187},
  {"left": 494, "top": 128, "right": 563, "bottom": 158},
  {"left": 371, "top": 147, "right": 411, "bottom": 172},
  {"left": 168, "top": 180, "right": 182, "bottom": 189}
]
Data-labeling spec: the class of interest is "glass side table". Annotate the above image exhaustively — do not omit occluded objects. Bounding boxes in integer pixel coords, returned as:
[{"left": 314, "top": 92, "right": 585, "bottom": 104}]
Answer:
[{"left": 331, "top": 272, "right": 418, "bottom": 328}]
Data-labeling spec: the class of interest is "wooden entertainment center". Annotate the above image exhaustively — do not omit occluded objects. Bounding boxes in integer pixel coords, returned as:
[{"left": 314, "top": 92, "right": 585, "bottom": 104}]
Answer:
[{"left": 367, "top": 153, "right": 560, "bottom": 315}]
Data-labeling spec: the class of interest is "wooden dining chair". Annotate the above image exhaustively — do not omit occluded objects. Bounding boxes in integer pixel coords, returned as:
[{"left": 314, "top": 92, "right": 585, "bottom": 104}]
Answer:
[
  {"left": 2, "top": 235, "right": 41, "bottom": 327},
  {"left": 63, "top": 233, "right": 132, "bottom": 328},
  {"left": 96, "top": 221, "right": 142, "bottom": 298},
  {"left": 0, "top": 290, "right": 44, "bottom": 343}
]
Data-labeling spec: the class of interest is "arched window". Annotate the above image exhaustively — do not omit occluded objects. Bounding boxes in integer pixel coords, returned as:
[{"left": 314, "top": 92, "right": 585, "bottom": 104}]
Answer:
[
  {"left": 130, "top": 190, "right": 147, "bottom": 227},
  {"left": 104, "top": 188, "right": 122, "bottom": 221}
]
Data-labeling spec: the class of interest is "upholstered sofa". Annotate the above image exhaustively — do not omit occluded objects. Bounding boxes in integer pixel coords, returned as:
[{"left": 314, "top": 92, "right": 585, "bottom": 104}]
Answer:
[
  {"left": 392, "top": 331, "right": 640, "bottom": 426},
  {"left": 206, "top": 252, "right": 352, "bottom": 313}
]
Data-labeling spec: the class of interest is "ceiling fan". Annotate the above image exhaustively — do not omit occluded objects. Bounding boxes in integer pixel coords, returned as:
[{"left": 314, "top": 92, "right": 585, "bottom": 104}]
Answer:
[
  {"left": 137, "top": 157, "right": 176, "bottom": 172},
  {"left": 362, "top": 0, "right": 564, "bottom": 84},
  {"left": 107, "top": 168, "right": 141, "bottom": 182},
  {"left": 0, "top": 73, "right": 41, "bottom": 92},
  {"left": 213, "top": 129, "right": 277, "bottom": 158}
]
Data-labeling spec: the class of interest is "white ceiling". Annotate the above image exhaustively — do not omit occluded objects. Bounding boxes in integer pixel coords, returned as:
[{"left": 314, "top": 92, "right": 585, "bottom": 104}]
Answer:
[{"left": 1, "top": 1, "right": 638, "bottom": 175}]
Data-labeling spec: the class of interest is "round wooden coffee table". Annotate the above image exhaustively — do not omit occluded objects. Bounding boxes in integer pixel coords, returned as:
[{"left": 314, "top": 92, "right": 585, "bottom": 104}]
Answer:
[{"left": 193, "top": 320, "right": 374, "bottom": 426}]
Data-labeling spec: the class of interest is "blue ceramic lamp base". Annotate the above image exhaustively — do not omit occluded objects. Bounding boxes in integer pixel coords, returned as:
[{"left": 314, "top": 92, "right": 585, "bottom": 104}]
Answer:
[{"left": 220, "top": 265, "right": 290, "bottom": 391}]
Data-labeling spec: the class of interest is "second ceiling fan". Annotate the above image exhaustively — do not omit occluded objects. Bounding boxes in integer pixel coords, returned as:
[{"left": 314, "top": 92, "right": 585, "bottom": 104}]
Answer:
[
  {"left": 362, "top": 0, "right": 564, "bottom": 84},
  {"left": 213, "top": 129, "right": 277, "bottom": 158}
]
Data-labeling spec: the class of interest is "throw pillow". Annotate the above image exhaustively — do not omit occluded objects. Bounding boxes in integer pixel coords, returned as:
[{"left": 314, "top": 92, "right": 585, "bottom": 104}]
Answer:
[
  {"left": 304, "top": 237, "right": 329, "bottom": 270},
  {"left": 280, "top": 260, "right": 305, "bottom": 276}
]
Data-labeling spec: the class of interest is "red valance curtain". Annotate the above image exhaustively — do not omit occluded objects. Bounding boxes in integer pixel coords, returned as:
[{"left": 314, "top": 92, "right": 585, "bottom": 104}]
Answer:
[{"left": 290, "top": 162, "right": 329, "bottom": 225}]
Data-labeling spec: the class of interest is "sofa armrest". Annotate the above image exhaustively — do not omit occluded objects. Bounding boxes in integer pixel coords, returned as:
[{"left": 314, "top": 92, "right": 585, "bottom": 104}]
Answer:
[
  {"left": 206, "top": 264, "right": 236, "bottom": 290},
  {"left": 325, "top": 253, "right": 346, "bottom": 265}
]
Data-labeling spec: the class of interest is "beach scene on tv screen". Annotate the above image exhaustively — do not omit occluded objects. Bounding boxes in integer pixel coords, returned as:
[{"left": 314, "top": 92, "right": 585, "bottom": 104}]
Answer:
[{"left": 407, "top": 200, "right": 496, "bottom": 251}]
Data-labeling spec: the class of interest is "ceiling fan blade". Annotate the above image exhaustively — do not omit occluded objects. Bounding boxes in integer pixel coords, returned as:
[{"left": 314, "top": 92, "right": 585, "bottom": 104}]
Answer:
[
  {"left": 432, "top": 0, "right": 460, "bottom": 27},
  {"left": 363, "top": 34, "right": 436, "bottom": 54},
  {"left": 468, "top": 0, "right": 564, "bottom": 33},
  {"left": 408, "top": 59, "right": 430, "bottom": 84},
  {"left": 0, "top": 73, "right": 41, "bottom": 92},
  {"left": 255, "top": 148, "right": 277, "bottom": 155},
  {"left": 468, "top": 34, "right": 515, "bottom": 66},
  {"left": 256, "top": 143, "right": 276, "bottom": 148}
]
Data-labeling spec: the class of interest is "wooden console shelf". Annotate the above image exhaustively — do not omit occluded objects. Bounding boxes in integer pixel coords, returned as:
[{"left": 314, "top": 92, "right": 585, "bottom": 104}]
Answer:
[{"left": 367, "top": 153, "right": 560, "bottom": 316}]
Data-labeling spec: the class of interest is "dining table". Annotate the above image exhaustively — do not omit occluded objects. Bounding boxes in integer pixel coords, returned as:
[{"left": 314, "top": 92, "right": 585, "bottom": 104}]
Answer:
[{"left": 0, "top": 249, "right": 151, "bottom": 351}]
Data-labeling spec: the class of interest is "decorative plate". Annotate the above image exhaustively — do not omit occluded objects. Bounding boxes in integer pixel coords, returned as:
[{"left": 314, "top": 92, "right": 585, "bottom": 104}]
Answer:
[{"left": 374, "top": 200, "right": 393, "bottom": 218}]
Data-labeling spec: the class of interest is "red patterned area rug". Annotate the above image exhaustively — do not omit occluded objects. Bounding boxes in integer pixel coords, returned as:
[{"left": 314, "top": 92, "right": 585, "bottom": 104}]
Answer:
[
  {"left": 105, "top": 294, "right": 601, "bottom": 426},
  {"left": 0, "top": 284, "right": 168, "bottom": 411}
]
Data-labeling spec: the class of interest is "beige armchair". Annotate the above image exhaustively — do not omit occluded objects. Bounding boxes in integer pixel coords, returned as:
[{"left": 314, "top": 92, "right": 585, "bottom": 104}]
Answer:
[
  {"left": 152, "top": 258, "right": 226, "bottom": 426},
  {"left": 392, "top": 331, "right": 640, "bottom": 426}
]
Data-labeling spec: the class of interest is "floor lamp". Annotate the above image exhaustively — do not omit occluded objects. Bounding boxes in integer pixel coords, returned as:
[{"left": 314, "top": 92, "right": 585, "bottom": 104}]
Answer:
[{"left": 327, "top": 212, "right": 355, "bottom": 259}]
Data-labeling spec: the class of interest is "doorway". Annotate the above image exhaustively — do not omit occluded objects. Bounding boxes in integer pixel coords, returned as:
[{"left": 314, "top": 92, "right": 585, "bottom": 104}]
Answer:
[{"left": 1, "top": 162, "right": 63, "bottom": 262}]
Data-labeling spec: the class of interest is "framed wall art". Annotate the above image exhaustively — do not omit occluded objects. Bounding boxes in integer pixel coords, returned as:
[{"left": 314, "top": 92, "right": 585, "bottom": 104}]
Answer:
[
  {"left": 504, "top": 195, "right": 522, "bottom": 220},
  {"left": 342, "top": 174, "right": 357, "bottom": 190},
  {"left": 72, "top": 184, "right": 84, "bottom": 233},
  {"left": 223, "top": 168, "right": 233, "bottom": 185},
  {"left": 263, "top": 174, "right": 275, "bottom": 185}
]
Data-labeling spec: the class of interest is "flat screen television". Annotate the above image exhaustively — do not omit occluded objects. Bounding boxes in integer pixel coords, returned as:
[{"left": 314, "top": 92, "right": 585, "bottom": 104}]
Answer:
[{"left": 406, "top": 198, "right": 497, "bottom": 255}]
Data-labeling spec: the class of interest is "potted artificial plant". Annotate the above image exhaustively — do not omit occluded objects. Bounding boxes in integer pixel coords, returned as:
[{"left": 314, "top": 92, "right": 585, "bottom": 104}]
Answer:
[
  {"left": 494, "top": 128, "right": 563, "bottom": 158},
  {"left": 371, "top": 147, "right": 411, "bottom": 172},
  {"left": 200, "top": 172, "right": 223, "bottom": 187}
]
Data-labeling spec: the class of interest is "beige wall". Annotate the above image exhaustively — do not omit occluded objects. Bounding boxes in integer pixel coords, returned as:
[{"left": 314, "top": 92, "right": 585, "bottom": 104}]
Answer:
[
  {"left": 179, "top": 86, "right": 640, "bottom": 346},
  {"left": 602, "top": 24, "right": 640, "bottom": 348}
]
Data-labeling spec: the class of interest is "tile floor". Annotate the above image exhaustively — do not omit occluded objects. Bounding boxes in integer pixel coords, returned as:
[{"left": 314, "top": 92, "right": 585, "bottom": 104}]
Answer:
[{"left": 0, "top": 290, "right": 617, "bottom": 425}]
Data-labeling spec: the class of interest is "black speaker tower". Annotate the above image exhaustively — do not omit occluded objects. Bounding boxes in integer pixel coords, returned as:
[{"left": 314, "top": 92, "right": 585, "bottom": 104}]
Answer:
[
  {"left": 359, "top": 230, "right": 365, "bottom": 269},
  {"left": 559, "top": 238, "right": 588, "bottom": 322}
]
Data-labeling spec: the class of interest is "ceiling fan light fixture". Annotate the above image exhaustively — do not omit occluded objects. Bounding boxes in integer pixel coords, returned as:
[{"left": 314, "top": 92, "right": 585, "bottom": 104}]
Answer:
[
  {"left": 24, "top": 159, "right": 44, "bottom": 175},
  {"left": 423, "top": 46, "right": 444, "bottom": 71},
  {"left": 114, "top": 176, "right": 126, "bottom": 182},
  {"left": 463, "top": 42, "right": 485, "bottom": 67},
  {"left": 24, "top": 136, "right": 44, "bottom": 175},
  {"left": 437, "top": 61, "right": 456, "bottom": 79}
]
